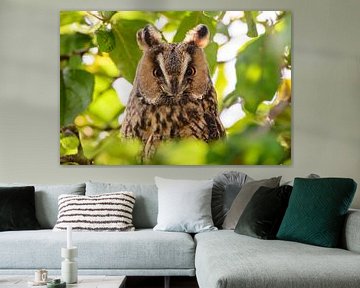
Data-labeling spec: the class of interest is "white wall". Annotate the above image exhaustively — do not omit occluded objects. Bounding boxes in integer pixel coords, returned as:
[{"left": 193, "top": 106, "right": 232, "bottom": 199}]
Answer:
[{"left": 0, "top": 0, "right": 359, "bottom": 208}]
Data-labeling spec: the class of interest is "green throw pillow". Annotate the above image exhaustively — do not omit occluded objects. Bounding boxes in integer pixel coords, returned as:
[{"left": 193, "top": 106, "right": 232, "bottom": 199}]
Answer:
[{"left": 277, "top": 178, "right": 357, "bottom": 247}]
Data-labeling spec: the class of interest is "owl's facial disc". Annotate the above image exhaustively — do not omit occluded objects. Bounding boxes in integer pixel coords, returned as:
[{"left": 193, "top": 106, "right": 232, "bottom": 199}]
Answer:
[
  {"left": 135, "top": 24, "right": 211, "bottom": 105},
  {"left": 156, "top": 48, "right": 191, "bottom": 97}
]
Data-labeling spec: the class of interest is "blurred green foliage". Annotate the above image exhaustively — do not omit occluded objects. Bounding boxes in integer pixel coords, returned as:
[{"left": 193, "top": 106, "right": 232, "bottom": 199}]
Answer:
[{"left": 60, "top": 10, "right": 292, "bottom": 165}]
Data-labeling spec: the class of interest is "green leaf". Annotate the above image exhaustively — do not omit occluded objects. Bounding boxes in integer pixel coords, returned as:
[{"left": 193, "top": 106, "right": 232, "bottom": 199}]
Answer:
[
  {"left": 60, "top": 69, "right": 94, "bottom": 126},
  {"left": 203, "top": 11, "right": 223, "bottom": 18},
  {"left": 68, "top": 55, "right": 82, "bottom": 69},
  {"left": 84, "top": 54, "right": 119, "bottom": 78},
  {"left": 88, "top": 88, "right": 124, "bottom": 123},
  {"left": 152, "top": 139, "right": 208, "bottom": 165},
  {"left": 93, "top": 75, "right": 113, "bottom": 100},
  {"left": 96, "top": 27, "right": 116, "bottom": 53},
  {"left": 60, "top": 11, "right": 85, "bottom": 27},
  {"left": 60, "top": 134, "right": 79, "bottom": 156},
  {"left": 60, "top": 33, "right": 92, "bottom": 56},
  {"left": 226, "top": 114, "right": 255, "bottom": 135},
  {"left": 204, "top": 41, "right": 218, "bottom": 76},
  {"left": 173, "top": 11, "right": 216, "bottom": 43},
  {"left": 233, "top": 35, "right": 282, "bottom": 113},
  {"left": 92, "top": 133, "right": 142, "bottom": 165},
  {"left": 244, "top": 11, "right": 258, "bottom": 38},
  {"left": 109, "top": 18, "right": 149, "bottom": 83},
  {"left": 207, "top": 127, "right": 287, "bottom": 165},
  {"left": 274, "top": 13, "right": 292, "bottom": 48},
  {"left": 161, "top": 11, "right": 191, "bottom": 22},
  {"left": 100, "top": 11, "right": 116, "bottom": 21},
  {"left": 222, "top": 90, "right": 239, "bottom": 109},
  {"left": 214, "top": 62, "right": 228, "bottom": 108},
  {"left": 114, "top": 11, "right": 159, "bottom": 23}
]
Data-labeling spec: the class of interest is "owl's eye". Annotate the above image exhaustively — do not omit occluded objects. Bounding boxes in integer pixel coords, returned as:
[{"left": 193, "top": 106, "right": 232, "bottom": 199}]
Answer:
[
  {"left": 153, "top": 67, "right": 163, "bottom": 78},
  {"left": 185, "top": 66, "right": 196, "bottom": 77}
]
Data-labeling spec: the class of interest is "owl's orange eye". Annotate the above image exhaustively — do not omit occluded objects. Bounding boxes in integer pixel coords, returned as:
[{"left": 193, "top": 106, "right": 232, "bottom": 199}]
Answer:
[
  {"left": 153, "top": 67, "right": 163, "bottom": 78},
  {"left": 185, "top": 66, "right": 196, "bottom": 77}
]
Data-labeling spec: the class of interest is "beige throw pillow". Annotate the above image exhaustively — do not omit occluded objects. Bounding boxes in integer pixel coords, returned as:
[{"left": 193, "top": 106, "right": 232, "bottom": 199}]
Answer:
[{"left": 222, "top": 177, "right": 281, "bottom": 230}]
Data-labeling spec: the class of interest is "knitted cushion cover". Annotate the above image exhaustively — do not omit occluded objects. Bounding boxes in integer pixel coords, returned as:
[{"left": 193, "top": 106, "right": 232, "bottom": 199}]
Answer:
[
  {"left": 53, "top": 192, "right": 135, "bottom": 231},
  {"left": 277, "top": 178, "right": 357, "bottom": 247}
]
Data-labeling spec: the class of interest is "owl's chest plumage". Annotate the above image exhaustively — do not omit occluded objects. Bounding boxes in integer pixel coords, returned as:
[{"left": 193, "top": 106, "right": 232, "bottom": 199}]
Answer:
[{"left": 121, "top": 85, "right": 224, "bottom": 147}]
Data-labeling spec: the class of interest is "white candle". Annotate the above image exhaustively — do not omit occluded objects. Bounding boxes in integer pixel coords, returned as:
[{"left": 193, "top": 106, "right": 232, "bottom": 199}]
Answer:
[{"left": 67, "top": 225, "right": 72, "bottom": 249}]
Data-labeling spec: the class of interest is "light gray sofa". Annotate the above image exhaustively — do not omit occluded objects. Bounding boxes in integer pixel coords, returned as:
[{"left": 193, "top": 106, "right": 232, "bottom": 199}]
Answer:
[
  {"left": 0, "top": 181, "right": 359, "bottom": 288},
  {"left": 195, "top": 211, "right": 360, "bottom": 288},
  {"left": 0, "top": 182, "right": 195, "bottom": 279}
]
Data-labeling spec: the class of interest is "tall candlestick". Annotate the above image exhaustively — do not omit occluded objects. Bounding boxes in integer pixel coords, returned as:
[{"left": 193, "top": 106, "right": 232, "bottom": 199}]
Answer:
[
  {"left": 61, "top": 247, "right": 78, "bottom": 284},
  {"left": 67, "top": 225, "right": 72, "bottom": 249}
]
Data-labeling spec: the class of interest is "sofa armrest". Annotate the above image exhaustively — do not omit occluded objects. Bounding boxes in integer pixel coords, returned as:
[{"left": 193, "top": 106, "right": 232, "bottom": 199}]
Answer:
[{"left": 342, "top": 209, "right": 360, "bottom": 253}]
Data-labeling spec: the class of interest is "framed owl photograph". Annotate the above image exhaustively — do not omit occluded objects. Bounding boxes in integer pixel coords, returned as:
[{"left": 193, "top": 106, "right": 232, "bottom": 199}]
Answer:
[{"left": 60, "top": 11, "right": 292, "bottom": 165}]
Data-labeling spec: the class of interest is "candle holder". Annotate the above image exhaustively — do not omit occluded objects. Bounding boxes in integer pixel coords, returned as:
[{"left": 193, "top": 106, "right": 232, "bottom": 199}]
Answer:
[{"left": 61, "top": 247, "right": 78, "bottom": 284}]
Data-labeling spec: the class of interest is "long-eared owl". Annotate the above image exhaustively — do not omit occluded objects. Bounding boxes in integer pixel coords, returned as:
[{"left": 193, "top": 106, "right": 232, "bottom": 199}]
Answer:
[{"left": 121, "top": 24, "right": 225, "bottom": 159}]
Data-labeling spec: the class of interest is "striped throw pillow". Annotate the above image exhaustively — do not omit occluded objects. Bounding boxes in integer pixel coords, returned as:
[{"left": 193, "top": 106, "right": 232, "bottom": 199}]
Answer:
[{"left": 53, "top": 192, "right": 136, "bottom": 231}]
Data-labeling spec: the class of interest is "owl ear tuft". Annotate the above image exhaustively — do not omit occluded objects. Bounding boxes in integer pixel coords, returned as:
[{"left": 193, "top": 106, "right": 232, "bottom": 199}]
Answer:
[
  {"left": 184, "top": 24, "right": 210, "bottom": 48},
  {"left": 137, "top": 25, "right": 163, "bottom": 50}
]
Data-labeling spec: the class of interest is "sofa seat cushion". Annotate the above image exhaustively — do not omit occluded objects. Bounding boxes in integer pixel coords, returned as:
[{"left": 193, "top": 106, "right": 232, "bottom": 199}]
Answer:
[
  {"left": 195, "top": 230, "right": 360, "bottom": 288},
  {"left": 0, "top": 229, "right": 195, "bottom": 270}
]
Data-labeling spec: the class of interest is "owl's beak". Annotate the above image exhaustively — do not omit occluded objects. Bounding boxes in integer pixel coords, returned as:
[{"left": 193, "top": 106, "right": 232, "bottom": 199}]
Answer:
[{"left": 170, "top": 80, "right": 178, "bottom": 95}]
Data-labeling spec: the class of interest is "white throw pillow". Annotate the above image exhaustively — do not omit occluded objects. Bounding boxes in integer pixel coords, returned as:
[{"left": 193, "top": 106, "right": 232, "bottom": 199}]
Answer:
[
  {"left": 153, "top": 177, "right": 217, "bottom": 233},
  {"left": 53, "top": 192, "right": 135, "bottom": 232}
]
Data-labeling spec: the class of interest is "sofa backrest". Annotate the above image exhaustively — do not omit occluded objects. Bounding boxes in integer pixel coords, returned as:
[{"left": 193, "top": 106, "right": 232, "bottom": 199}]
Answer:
[{"left": 86, "top": 181, "right": 158, "bottom": 229}]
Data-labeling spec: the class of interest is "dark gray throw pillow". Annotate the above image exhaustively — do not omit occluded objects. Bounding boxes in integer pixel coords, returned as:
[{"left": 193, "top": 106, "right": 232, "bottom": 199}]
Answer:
[
  {"left": 223, "top": 176, "right": 281, "bottom": 230},
  {"left": 0, "top": 186, "right": 41, "bottom": 231},
  {"left": 234, "top": 185, "right": 293, "bottom": 239},
  {"left": 212, "top": 171, "right": 251, "bottom": 228}
]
